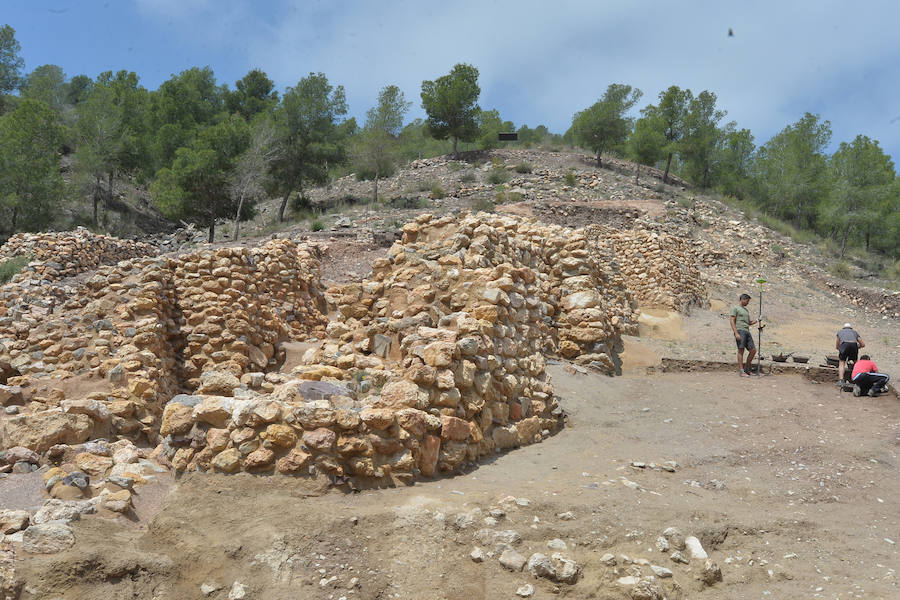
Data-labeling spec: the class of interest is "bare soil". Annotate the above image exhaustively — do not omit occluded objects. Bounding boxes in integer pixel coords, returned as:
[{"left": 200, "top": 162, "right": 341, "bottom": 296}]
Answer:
[{"left": 13, "top": 354, "right": 899, "bottom": 599}]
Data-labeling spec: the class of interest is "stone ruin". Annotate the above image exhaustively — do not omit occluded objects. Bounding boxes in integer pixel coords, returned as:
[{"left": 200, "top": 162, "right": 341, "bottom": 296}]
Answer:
[
  {"left": 585, "top": 225, "right": 708, "bottom": 312},
  {"left": 0, "top": 215, "right": 708, "bottom": 498},
  {"left": 0, "top": 227, "right": 157, "bottom": 284}
]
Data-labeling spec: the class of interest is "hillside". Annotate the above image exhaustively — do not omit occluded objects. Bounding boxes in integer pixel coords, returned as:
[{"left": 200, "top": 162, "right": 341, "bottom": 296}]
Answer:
[{"left": 0, "top": 148, "right": 897, "bottom": 600}]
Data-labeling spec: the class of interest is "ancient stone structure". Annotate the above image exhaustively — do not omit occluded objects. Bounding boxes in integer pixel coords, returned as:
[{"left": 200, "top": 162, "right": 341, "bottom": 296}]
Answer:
[
  {"left": 0, "top": 228, "right": 156, "bottom": 283},
  {"left": 0, "top": 214, "right": 710, "bottom": 486},
  {"left": 0, "top": 239, "right": 327, "bottom": 458},
  {"left": 585, "top": 225, "right": 708, "bottom": 312}
]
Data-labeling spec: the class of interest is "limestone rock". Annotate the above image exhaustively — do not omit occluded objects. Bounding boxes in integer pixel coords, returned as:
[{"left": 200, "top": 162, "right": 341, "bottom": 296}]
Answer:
[
  {"left": 0, "top": 510, "right": 30, "bottom": 534},
  {"left": 499, "top": 548, "right": 526, "bottom": 572},
  {"left": 2, "top": 412, "right": 92, "bottom": 453},
  {"left": 22, "top": 523, "right": 76, "bottom": 553}
]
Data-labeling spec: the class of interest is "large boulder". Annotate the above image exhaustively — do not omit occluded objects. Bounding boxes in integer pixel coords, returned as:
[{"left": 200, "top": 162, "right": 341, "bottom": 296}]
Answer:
[{"left": 1, "top": 412, "right": 92, "bottom": 453}]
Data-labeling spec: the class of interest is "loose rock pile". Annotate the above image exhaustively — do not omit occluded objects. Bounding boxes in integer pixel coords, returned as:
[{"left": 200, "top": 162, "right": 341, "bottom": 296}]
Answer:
[{"left": 0, "top": 228, "right": 156, "bottom": 283}]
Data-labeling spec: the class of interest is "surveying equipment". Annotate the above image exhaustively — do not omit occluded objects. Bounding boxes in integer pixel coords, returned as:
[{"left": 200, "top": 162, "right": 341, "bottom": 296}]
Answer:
[{"left": 756, "top": 278, "right": 766, "bottom": 376}]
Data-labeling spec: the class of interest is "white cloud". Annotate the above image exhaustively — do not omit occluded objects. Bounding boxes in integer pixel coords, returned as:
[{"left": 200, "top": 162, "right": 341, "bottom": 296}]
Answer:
[{"left": 135, "top": 0, "right": 900, "bottom": 157}]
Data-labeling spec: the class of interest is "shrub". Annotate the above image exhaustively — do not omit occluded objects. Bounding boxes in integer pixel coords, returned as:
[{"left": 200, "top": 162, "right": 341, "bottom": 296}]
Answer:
[
  {"left": 677, "top": 196, "right": 694, "bottom": 209},
  {"left": 472, "top": 197, "right": 495, "bottom": 212},
  {"left": 564, "top": 170, "right": 577, "bottom": 186},
  {"left": 0, "top": 256, "right": 30, "bottom": 284},
  {"left": 430, "top": 184, "right": 446, "bottom": 200},
  {"left": 459, "top": 172, "right": 477, "bottom": 183},
  {"left": 389, "top": 196, "right": 426, "bottom": 209},
  {"left": 290, "top": 192, "right": 312, "bottom": 211},
  {"left": 310, "top": 219, "right": 324, "bottom": 232},
  {"left": 654, "top": 183, "right": 665, "bottom": 193},
  {"left": 417, "top": 181, "right": 434, "bottom": 193},
  {"left": 496, "top": 190, "right": 523, "bottom": 204},
  {"left": 487, "top": 168, "right": 509, "bottom": 185},
  {"left": 827, "top": 260, "right": 851, "bottom": 279},
  {"left": 771, "top": 244, "right": 784, "bottom": 255},
  {"left": 355, "top": 163, "right": 395, "bottom": 181},
  {"left": 448, "top": 161, "right": 465, "bottom": 172},
  {"left": 886, "top": 259, "right": 900, "bottom": 280},
  {"left": 514, "top": 162, "right": 533, "bottom": 174}
]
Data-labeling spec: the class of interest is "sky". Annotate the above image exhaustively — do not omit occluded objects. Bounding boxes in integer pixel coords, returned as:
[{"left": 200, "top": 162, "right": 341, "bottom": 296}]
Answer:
[{"left": 5, "top": 0, "right": 900, "bottom": 162}]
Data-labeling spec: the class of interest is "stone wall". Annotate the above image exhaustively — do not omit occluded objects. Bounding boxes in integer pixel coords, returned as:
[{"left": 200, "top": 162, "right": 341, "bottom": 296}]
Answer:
[
  {"left": 152, "top": 213, "right": 643, "bottom": 482},
  {"left": 0, "top": 228, "right": 156, "bottom": 283},
  {"left": 585, "top": 224, "right": 708, "bottom": 312},
  {"left": 0, "top": 214, "right": 710, "bottom": 487},
  {"left": 0, "top": 239, "right": 328, "bottom": 455}
]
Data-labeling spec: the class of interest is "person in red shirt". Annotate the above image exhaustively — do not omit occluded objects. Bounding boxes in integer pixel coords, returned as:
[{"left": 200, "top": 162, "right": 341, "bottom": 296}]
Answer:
[{"left": 850, "top": 355, "right": 890, "bottom": 397}]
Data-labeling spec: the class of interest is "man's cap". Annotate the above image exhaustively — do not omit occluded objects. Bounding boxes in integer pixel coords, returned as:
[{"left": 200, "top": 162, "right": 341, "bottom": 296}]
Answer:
[{"left": 843, "top": 323, "right": 852, "bottom": 328}]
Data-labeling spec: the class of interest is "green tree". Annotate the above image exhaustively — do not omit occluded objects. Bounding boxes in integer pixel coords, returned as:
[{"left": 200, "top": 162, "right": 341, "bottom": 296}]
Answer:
[
  {"left": 150, "top": 66, "right": 225, "bottom": 169},
  {"left": 476, "top": 108, "right": 514, "bottom": 150},
  {"left": 712, "top": 125, "right": 755, "bottom": 199},
  {"left": 680, "top": 91, "right": 726, "bottom": 188},
  {"left": 420, "top": 63, "right": 481, "bottom": 156},
  {"left": 65, "top": 74, "right": 93, "bottom": 107},
  {"left": 753, "top": 113, "right": 831, "bottom": 227},
  {"left": 355, "top": 84, "right": 411, "bottom": 204},
  {"left": 570, "top": 83, "right": 642, "bottom": 167},
  {"left": 0, "top": 99, "right": 64, "bottom": 232},
  {"left": 397, "top": 118, "right": 454, "bottom": 160},
  {"left": 269, "top": 72, "right": 348, "bottom": 222},
  {"left": 226, "top": 69, "right": 278, "bottom": 120},
  {"left": 823, "top": 135, "right": 895, "bottom": 256},
  {"left": 626, "top": 114, "right": 666, "bottom": 182},
  {"left": 517, "top": 124, "right": 552, "bottom": 147},
  {"left": 21, "top": 65, "right": 68, "bottom": 114},
  {"left": 642, "top": 86, "right": 692, "bottom": 183},
  {"left": 0, "top": 25, "right": 24, "bottom": 113},
  {"left": 96, "top": 70, "right": 151, "bottom": 176},
  {"left": 74, "top": 83, "right": 126, "bottom": 225},
  {"left": 151, "top": 114, "right": 250, "bottom": 242}
]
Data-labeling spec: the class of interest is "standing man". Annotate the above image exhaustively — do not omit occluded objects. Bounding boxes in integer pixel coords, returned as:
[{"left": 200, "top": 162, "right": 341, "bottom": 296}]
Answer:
[
  {"left": 730, "top": 293, "right": 762, "bottom": 377},
  {"left": 835, "top": 323, "right": 865, "bottom": 382}
]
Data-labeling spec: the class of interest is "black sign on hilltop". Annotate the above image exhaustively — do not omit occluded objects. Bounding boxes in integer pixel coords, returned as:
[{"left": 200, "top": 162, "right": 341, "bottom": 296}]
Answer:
[{"left": 498, "top": 132, "right": 518, "bottom": 142}]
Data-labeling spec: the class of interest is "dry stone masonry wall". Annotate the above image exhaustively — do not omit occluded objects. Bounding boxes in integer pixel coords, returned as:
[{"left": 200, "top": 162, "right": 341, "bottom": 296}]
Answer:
[
  {"left": 0, "top": 228, "right": 156, "bottom": 283},
  {"left": 158, "top": 213, "right": 644, "bottom": 483},
  {"left": 0, "top": 238, "right": 328, "bottom": 458},
  {"left": 1, "top": 214, "right": 710, "bottom": 488},
  {"left": 585, "top": 224, "right": 708, "bottom": 312}
]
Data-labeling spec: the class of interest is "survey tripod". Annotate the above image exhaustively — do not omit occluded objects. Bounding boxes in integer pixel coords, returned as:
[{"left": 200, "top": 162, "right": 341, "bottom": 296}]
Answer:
[{"left": 756, "top": 278, "right": 766, "bottom": 376}]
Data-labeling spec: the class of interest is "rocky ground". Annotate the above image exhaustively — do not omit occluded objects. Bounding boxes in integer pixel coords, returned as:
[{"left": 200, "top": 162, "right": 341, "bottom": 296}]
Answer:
[
  {"left": 1, "top": 148, "right": 898, "bottom": 599},
  {"left": 6, "top": 362, "right": 898, "bottom": 599}
]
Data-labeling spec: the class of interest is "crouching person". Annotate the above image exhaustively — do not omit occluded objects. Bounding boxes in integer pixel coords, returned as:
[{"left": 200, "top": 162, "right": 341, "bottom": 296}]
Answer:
[{"left": 851, "top": 355, "right": 890, "bottom": 397}]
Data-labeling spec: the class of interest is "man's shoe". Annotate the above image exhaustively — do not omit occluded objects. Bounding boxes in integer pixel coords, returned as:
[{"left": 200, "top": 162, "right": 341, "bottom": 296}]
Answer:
[
  {"left": 852, "top": 385, "right": 862, "bottom": 397},
  {"left": 868, "top": 388, "right": 879, "bottom": 397}
]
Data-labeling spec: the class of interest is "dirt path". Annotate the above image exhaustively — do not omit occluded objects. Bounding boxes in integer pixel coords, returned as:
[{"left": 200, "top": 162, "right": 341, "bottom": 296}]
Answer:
[{"left": 15, "top": 364, "right": 899, "bottom": 599}]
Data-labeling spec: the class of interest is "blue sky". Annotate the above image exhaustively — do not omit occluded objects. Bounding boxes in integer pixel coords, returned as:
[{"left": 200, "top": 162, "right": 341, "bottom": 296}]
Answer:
[{"left": 6, "top": 0, "right": 900, "bottom": 163}]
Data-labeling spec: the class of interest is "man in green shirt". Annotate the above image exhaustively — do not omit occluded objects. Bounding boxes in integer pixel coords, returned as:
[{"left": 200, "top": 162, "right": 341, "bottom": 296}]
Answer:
[{"left": 730, "top": 293, "right": 762, "bottom": 376}]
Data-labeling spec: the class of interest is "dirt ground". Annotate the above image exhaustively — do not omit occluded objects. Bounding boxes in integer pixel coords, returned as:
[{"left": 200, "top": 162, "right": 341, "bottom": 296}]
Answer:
[
  {"left": 12, "top": 355, "right": 899, "bottom": 599},
  {"left": 6, "top": 150, "right": 900, "bottom": 598}
]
